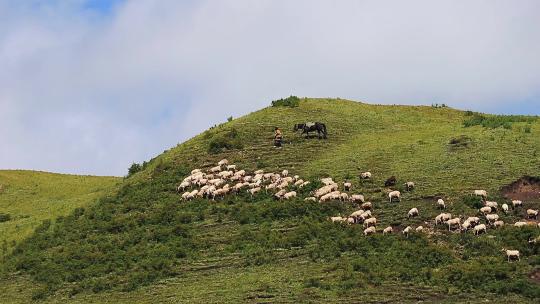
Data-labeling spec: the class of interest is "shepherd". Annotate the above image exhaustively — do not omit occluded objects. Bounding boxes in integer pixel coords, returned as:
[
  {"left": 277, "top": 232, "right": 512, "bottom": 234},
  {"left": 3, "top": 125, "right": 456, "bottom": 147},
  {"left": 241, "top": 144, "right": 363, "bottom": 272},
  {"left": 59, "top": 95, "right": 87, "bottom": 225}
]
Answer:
[
  {"left": 293, "top": 122, "right": 327, "bottom": 139},
  {"left": 274, "top": 127, "right": 283, "bottom": 148}
]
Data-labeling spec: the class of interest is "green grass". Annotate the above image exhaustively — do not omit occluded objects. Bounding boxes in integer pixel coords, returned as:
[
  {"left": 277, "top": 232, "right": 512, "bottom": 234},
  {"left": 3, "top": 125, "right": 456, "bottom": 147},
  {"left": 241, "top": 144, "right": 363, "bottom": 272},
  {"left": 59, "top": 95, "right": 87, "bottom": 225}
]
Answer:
[
  {"left": 0, "top": 170, "right": 120, "bottom": 258},
  {"left": 1, "top": 98, "right": 540, "bottom": 303}
]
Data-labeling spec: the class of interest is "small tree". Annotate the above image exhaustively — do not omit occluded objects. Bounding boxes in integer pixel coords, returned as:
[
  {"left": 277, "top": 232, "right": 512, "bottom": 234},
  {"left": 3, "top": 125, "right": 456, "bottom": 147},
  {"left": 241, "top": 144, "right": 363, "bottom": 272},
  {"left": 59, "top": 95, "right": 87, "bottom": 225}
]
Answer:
[{"left": 127, "top": 163, "right": 142, "bottom": 177}]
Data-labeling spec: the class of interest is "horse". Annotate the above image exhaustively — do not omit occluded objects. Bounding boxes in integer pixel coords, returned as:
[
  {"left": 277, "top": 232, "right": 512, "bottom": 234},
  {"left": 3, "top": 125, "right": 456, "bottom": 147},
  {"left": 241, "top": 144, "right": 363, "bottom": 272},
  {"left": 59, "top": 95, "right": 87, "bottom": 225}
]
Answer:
[{"left": 293, "top": 122, "right": 327, "bottom": 139}]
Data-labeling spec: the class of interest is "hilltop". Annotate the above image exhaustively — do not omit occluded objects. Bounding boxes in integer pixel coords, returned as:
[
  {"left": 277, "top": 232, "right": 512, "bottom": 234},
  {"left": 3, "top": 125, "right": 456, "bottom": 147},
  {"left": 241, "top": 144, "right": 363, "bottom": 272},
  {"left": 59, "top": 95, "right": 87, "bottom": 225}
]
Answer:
[{"left": 1, "top": 98, "right": 539, "bottom": 303}]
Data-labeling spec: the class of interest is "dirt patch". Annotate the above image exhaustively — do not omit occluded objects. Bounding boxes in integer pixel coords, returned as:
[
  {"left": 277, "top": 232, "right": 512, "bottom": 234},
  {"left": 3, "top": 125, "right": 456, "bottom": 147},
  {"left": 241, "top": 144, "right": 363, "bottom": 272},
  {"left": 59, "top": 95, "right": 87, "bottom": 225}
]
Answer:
[
  {"left": 529, "top": 269, "right": 540, "bottom": 284},
  {"left": 501, "top": 176, "right": 540, "bottom": 200}
]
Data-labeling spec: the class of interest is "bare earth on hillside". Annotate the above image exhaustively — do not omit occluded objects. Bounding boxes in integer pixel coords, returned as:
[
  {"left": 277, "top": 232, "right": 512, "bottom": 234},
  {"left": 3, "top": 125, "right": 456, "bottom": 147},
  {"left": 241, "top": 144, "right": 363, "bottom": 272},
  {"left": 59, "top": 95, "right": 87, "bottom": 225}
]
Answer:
[{"left": 501, "top": 176, "right": 540, "bottom": 200}]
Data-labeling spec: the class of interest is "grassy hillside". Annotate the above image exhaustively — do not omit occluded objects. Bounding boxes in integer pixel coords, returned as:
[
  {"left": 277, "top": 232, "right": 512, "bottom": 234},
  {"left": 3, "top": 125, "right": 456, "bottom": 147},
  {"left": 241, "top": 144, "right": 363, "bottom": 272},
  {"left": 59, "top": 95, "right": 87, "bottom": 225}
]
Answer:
[
  {"left": 1, "top": 98, "right": 539, "bottom": 303},
  {"left": 0, "top": 170, "right": 120, "bottom": 259}
]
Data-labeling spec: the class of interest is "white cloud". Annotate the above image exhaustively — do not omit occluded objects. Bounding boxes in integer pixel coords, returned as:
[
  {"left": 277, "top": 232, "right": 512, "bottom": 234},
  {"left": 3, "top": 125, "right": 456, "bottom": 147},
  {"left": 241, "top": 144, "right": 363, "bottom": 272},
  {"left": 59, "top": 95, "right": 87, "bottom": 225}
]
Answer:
[{"left": 1, "top": 0, "right": 539, "bottom": 175}]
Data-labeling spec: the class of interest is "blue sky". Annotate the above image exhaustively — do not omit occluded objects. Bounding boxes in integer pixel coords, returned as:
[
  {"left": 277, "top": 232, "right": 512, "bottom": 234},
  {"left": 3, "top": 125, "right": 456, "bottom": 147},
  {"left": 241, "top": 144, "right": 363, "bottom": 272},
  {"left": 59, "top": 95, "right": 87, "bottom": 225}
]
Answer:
[{"left": 1, "top": 0, "right": 539, "bottom": 176}]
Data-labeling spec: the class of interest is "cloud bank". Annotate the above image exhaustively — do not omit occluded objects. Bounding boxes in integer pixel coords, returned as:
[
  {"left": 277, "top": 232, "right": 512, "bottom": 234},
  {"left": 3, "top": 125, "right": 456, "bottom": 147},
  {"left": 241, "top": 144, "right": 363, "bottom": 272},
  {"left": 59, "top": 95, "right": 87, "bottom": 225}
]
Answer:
[{"left": 1, "top": 0, "right": 539, "bottom": 176}]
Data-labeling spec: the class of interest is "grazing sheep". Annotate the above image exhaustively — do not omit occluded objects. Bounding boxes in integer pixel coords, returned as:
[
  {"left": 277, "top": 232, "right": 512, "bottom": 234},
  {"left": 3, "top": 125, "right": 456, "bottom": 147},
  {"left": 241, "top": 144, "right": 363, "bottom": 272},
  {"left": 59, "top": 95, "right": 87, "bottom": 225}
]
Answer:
[
  {"left": 383, "top": 226, "right": 393, "bottom": 235},
  {"left": 210, "top": 165, "right": 222, "bottom": 173},
  {"left": 479, "top": 206, "right": 492, "bottom": 215},
  {"left": 321, "top": 177, "right": 335, "bottom": 186},
  {"left": 389, "top": 191, "right": 401, "bottom": 203},
  {"left": 527, "top": 209, "right": 539, "bottom": 219},
  {"left": 340, "top": 193, "right": 349, "bottom": 201},
  {"left": 363, "top": 217, "right": 377, "bottom": 228},
  {"left": 361, "top": 202, "right": 372, "bottom": 210},
  {"left": 304, "top": 197, "right": 317, "bottom": 202},
  {"left": 486, "top": 214, "right": 499, "bottom": 224},
  {"left": 435, "top": 213, "right": 452, "bottom": 225},
  {"left": 492, "top": 220, "right": 504, "bottom": 228},
  {"left": 181, "top": 191, "right": 191, "bottom": 200},
  {"left": 218, "top": 159, "right": 229, "bottom": 166},
  {"left": 346, "top": 217, "right": 355, "bottom": 224},
  {"left": 299, "top": 181, "right": 311, "bottom": 188},
  {"left": 474, "top": 190, "right": 488, "bottom": 199},
  {"left": 177, "top": 181, "right": 191, "bottom": 192},
  {"left": 405, "top": 182, "right": 415, "bottom": 191},
  {"left": 514, "top": 221, "right": 528, "bottom": 227},
  {"left": 248, "top": 187, "right": 261, "bottom": 196},
  {"left": 344, "top": 182, "right": 352, "bottom": 191},
  {"left": 294, "top": 179, "right": 304, "bottom": 186},
  {"left": 408, "top": 208, "right": 419, "bottom": 218},
  {"left": 274, "top": 189, "right": 287, "bottom": 199},
  {"left": 350, "top": 210, "right": 365, "bottom": 223},
  {"left": 474, "top": 224, "right": 487, "bottom": 235},
  {"left": 485, "top": 201, "right": 498, "bottom": 211},
  {"left": 512, "top": 200, "right": 522, "bottom": 208},
  {"left": 461, "top": 220, "right": 472, "bottom": 232},
  {"left": 330, "top": 216, "right": 345, "bottom": 223},
  {"left": 364, "top": 226, "right": 376, "bottom": 236},
  {"left": 437, "top": 199, "right": 446, "bottom": 209},
  {"left": 446, "top": 218, "right": 461, "bottom": 231},
  {"left": 359, "top": 211, "right": 372, "bottom": 222},
  {"left": 226, "top": 165, "right": 236, "bottom": 171},
  {"left": 191, "top": 169, "right": 202, "bottom": 175},
  {"left": 360, "top": 172, "right": 372, "bottom": 179},
  {"left": 293, "top": 175, "right": 300, "bottom": 181},
  {"left": 466, "top": 217, "right": 480, "bottom": 226},
  {"left": 254, "top": 169, "right": 264, "bottom": 175},
  {"left": 502, "top": 203, "right": 509, "bottom": 214},
  {"left": 403, "top": 226, "right": 412, "bottom": 238},
  {"left": 415, "top": 226, "right": 424, "bottom": 233},
  {"left": 281, "top": 170, "right": 289, "bottom": 177},
  {"left": 503, "top": 249, "right": 520, "bottom": 262},
  {"left": 350, "top": 194, "right": 366, "bottom": 204},
  {"left": 283, "top": 191, "right": 297, "bottom": 200}
]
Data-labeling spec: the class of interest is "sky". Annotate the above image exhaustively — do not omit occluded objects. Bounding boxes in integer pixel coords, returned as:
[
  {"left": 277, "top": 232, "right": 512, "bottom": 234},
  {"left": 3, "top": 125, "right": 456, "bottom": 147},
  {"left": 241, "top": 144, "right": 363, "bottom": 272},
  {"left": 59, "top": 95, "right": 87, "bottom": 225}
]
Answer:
[{"left": 1, "top": 0, "right": 539, "bottom": 176}]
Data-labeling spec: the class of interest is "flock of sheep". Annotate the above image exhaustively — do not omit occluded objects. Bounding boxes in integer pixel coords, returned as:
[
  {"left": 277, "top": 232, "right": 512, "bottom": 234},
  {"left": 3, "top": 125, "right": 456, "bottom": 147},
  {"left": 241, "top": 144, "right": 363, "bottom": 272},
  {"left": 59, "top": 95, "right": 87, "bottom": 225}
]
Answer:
[{"left": 178, "top": 160, "right": 539, "bottom": 262}]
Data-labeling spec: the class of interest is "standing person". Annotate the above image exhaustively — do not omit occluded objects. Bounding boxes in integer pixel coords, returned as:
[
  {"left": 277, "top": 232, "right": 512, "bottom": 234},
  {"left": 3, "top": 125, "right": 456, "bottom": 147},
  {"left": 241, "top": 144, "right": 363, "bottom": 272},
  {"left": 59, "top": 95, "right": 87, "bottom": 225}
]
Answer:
[{"left": 274, "top": 127, "right": 283, "bottom": 148}]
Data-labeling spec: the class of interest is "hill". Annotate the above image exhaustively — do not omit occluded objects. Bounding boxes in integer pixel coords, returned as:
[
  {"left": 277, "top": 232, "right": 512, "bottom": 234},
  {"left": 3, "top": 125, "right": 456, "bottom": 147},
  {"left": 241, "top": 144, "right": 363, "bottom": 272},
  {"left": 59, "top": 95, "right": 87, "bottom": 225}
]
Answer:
[
  {"left": 1, "top": 98, "right": 539, "bottom": 303},
  {"left": 0, "top": 170, "right": 120, "bottom": 258}
]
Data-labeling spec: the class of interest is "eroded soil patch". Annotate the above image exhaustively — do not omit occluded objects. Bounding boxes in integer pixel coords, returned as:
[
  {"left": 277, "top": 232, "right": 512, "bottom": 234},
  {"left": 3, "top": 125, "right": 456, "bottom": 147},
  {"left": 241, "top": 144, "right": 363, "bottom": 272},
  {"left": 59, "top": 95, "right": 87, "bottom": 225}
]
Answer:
[{"left": 501, "top": 176, "right": 540, "bottom": 201}]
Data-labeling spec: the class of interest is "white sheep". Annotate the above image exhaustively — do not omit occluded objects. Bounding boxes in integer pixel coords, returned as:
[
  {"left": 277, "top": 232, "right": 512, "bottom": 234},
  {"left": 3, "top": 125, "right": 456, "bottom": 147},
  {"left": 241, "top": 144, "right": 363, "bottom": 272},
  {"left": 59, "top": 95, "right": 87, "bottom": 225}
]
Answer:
[
  {"left": 177, "top": 181, "right": 191, "bottom": 192},
  {"left": 344, "top": 182, "right": 352, "bottom": 191},
  {"left": 218, "top": 159, "right": 229, "bottom": 166},
  {"left": 502, "top": 203, "right": 509, "bottom": 214},
  {"left": 446, "top": 218, "right": 461, "bottom": 231},
  {"left": 435, "top": 213, "right": 452, "bottom": 225},
  {"left": 283, "top": 191, "right": 297, "bottom": 200},
  {"left": 248, "top": 187, "right": 261, "bottom": 196},
  {"left": 512, "top": 200, "right": 522, "bottom": 208},
  {"left": 492, "top": 220, "right": 504, "bottom": 228},
  {"left": 408, "top": 208, "right": 419, "bottom": 218},
  {"left": 474, "top": 190, "right": 488, "bottom": 199},
  {"left": 191, "top": 169, "right": 202, "bottom": 175},
  {"left": 474, "top": 224, "right": 487, "bottom": 235},
  {"left": 320, "top": 177, "right": 335, "bottom": 186},
  {"left": 254, "top": 169, "right": 264, "bottom": 175},
  {"left": 527, "top": 209, "right": 539, "bottom": 219},
  {"left": 389, "top": 191, "right": 401, "bottom": 203},
  {"left": 299, "top": 181, "right": 311, "bottom": 188},
  {"left": 437, "top": 199, "right": 446, "bottom": 209},
  {"left": 403, "top": 226, "right": 412, "bottom": 238},
  {"left": 330, "top": 216, "right": 345, "bottom": 223},
  {"left": 514, "top": 221, "right": 528, "bottom": 227},
  {"left": 479, "top": 206, "right": 492, "bottom": 215},
  {"left": 210, "top": 165, "right": 221, "bottom": 173},
  {"left": 360, "top": 172, "right": 372, "bottom": 179},
  {"left": 304, "top": 197, "right": 317, "bottom": 202},
  {"left": 503, "top": 249, "right": 520, "bottom": 262},
  {"left": 485, "top": 201, "right": 498, "bottom": 211},
  {"left": 415, "top": 226, "right": 424, "bottom": 233},
  {"left": 466, "top": 217, "right": 480, "bottom": 226},
  {"left": 226, "top": 165, "right": 236, "bottom": 171},
  {"left": 405, "top": 182, "right": 415, "bottom": 191},
  {"left": 181, "top": 191, "right": 191, "bottom": 200},
  {"left": 340, "top": 193, "right": 349, "bottom": 201},
  {"left": 294, "top": 179, "right": 304, "bottom": 186},
  {"left": 486, "top": 214, "right": 499, "bottom": 224},
  {"left": 363, "top": 217, "right": 377, "bottom": 228},
  {"left": 461, "top": 220, "right": 472, "bottom": 232},
  {"left": 293, "top": 175, "right": 300, "bottom": 181},
  {"left": 361, "top": 202, "right": 372, "bottom": 210},
  {"left": 274, "top": 189, "right": 287, "bottom": 199},
  {"left": 364, "top": 226, "right": 376, "bottom": 236},
  {"left": 350, "top": 194, "right": 365, "bottom": 204},
  {"left": 383, "top": 226, "right": 393, "bottom": 235},
  {"left": 281, "top": 170, "right": 289, "bottom": 177}
]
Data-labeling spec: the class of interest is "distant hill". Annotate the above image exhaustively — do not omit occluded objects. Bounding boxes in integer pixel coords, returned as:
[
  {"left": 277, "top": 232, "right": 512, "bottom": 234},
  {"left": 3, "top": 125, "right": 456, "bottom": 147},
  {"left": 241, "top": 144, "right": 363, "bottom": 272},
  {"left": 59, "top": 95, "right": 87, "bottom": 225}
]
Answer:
[{"left": 1, "top": 98, "right": 539, "bottom": 303}]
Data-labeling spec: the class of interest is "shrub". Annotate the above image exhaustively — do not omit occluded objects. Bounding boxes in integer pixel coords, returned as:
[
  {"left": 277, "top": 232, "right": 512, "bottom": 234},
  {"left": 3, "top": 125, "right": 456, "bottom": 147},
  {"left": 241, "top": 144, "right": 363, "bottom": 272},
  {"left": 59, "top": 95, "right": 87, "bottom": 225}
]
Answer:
[
  {"left": 271, "top": 96, "right": 300, "bottom": 108},
  {"left": 462, "top": 195, "right": 484, "bottom": 209},
  {"left": 0, "top": 213, "right": 11, "bottom": 222},
  {"left": 448, "top": 135, "right": 473, "bottom": 150},
  {"left": 127, "top": 163, "right": 142, "bottom": 177},
  {"left": 208, "top": 128, "right": 243, "bottom": 154},
  {"left": 463, "top": 113, "right": 536, "bottom": 129}
]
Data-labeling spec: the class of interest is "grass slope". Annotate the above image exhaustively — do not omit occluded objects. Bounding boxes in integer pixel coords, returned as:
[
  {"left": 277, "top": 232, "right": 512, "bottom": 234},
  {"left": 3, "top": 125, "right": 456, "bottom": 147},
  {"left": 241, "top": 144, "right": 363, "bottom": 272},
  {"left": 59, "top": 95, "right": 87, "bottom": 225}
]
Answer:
[
  {"left": 1, "top": 98, "right": 539, "bottom": 303},
  {"left": 0, "top": 170, "right": 120, "bottom": 258}
]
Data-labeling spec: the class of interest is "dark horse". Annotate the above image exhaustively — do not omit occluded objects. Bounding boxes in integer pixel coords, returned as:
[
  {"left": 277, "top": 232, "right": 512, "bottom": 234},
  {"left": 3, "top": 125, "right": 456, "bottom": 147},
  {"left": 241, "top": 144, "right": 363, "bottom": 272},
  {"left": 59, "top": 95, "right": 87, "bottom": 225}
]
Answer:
[{"left": 293, "top": 122, "right": 327, "bottom": 139}]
